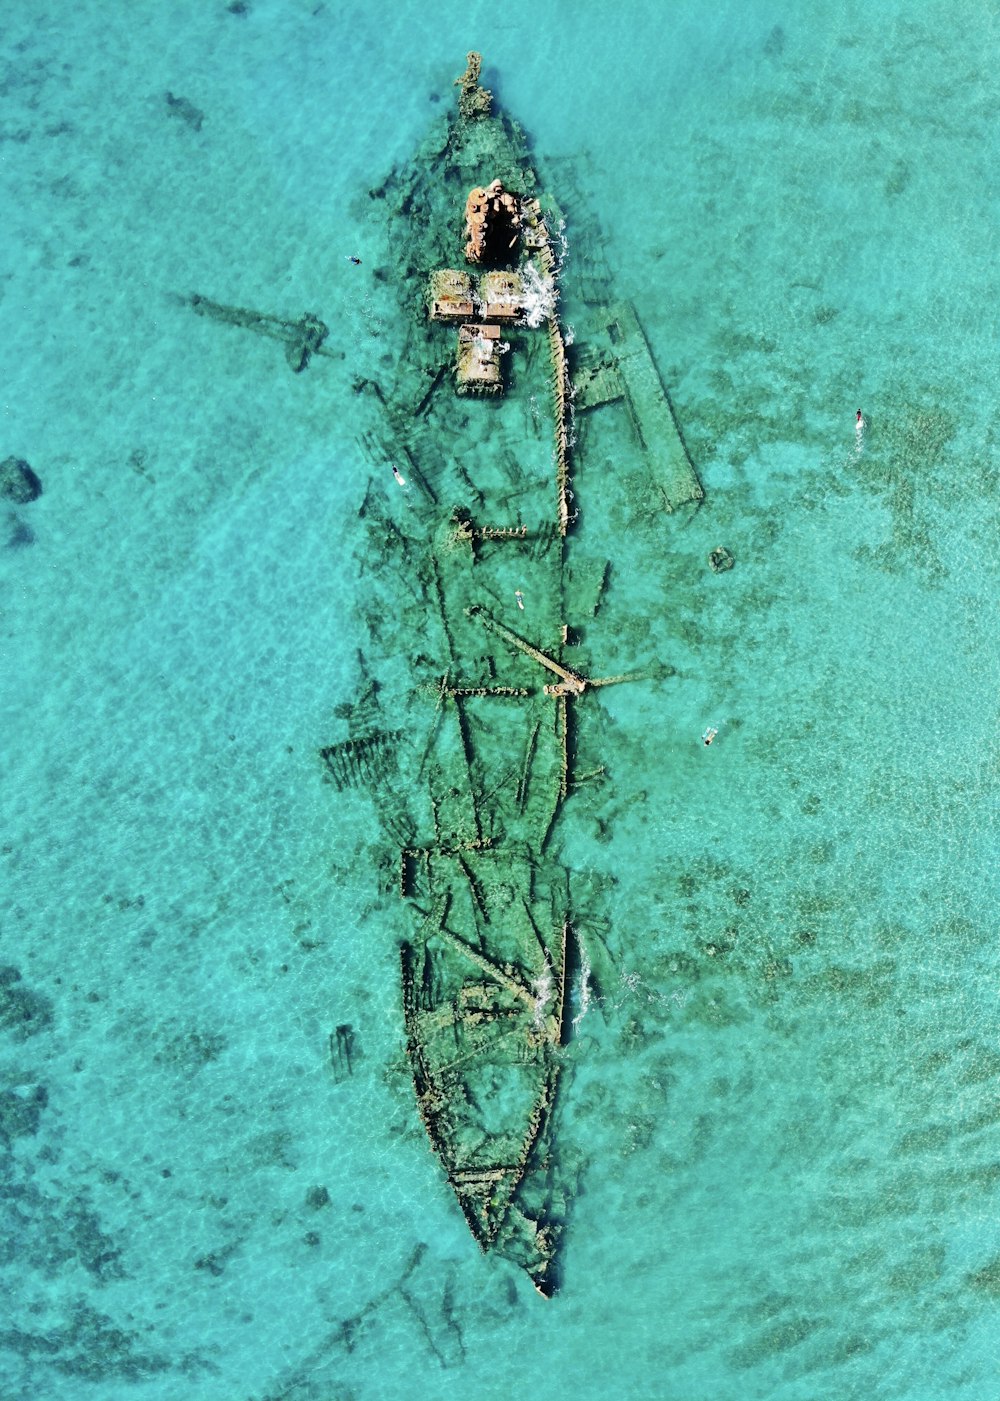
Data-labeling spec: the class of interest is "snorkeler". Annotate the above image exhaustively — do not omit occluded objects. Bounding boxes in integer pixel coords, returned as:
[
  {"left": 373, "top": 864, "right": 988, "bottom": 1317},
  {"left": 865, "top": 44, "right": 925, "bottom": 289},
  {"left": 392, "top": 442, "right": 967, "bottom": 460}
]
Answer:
[
  {"left": 514, "top": 590, "right": 525, "bottom": 610},
  {"left": 347, "top": 255, "right": 362, "bottom": 265},
  {"left": 702, "top": 726, "right": 718, "bottom": 746},
  {"left": 391, "top": 464, "right": 406, "bottom": 486}
]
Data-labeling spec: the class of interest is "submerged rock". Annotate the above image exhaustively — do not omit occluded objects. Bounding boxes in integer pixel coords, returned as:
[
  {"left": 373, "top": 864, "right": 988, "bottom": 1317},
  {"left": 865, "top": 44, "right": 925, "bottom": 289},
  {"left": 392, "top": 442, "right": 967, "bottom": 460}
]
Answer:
[
  {"left": 708, "top": 545, "right": 735, "bottom": 573},
  {"left": 0, "top": 1084, "right": 47, "bottom": 1145},
  {"left": 165, "top": 91, "right": 204, "bottom": 132},
  {"left": 0, "top": 965, "right": 54, "bottom": 1038},
  {"left": 5, "top": 509, "right": 35, "bottom": 548},
  {"left": 0, "top": 456, "right": 42, "bottom": 503}
]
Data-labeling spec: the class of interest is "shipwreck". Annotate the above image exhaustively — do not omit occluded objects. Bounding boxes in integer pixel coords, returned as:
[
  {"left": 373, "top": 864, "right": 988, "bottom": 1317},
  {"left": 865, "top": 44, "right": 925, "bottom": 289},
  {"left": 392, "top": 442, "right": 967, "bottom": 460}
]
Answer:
[
  {"left": 189, "top": 49, "right": 702, "bottom": 1297},
  {"left": 331, "top": 53, "right": 703, "bottom": 1296}
]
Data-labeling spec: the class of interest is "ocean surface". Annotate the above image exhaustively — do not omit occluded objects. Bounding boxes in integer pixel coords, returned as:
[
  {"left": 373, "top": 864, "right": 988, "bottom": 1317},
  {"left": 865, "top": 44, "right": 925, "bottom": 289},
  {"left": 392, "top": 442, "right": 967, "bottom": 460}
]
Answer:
[{"left": 3, "top": 1, "right": 1000, "bottom": 1397}]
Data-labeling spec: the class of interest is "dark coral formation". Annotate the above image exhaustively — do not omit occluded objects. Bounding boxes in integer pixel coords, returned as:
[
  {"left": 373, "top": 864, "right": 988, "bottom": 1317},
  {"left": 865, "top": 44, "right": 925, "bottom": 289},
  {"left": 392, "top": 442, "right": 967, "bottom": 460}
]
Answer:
[
  {"left": 0, "top": 456, "right": 42, "bottom": 503},
  {"left": 0, "top": 1085, "right": 47, "bottom": 1147},
  {"left": 164, "top": 91, "right": 204, "bottom": 131},
  {"left": 0, "top": 966, "right": 53, "bottom": 1039},
  {"left": 709, "top": 545, "right": 735, "bottom": 572}
]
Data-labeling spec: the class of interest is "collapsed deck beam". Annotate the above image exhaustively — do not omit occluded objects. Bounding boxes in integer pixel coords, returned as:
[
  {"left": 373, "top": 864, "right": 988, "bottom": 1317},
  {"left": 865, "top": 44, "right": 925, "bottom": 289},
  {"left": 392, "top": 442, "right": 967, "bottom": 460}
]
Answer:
[
  {"left": 468, "top": 606, "right": 586, "bottom": 694},
  {"left": 437, "top": 926, "right": 536, "bottom": 1009},
  {"left": 187, "top": 294, "right": 335, "bottom": 373}
]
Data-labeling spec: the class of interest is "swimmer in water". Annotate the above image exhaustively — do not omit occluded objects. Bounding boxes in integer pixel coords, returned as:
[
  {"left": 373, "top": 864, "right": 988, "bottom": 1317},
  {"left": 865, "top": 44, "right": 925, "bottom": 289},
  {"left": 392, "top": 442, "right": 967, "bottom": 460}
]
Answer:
[
  {"left": 702, "top": 726, "right": 718, "bottom": 747},
  {"left": 514, "top": 590, "right": 525, "bottom": 610},
  {"left": 347, "top": 255, "right": 362, "bottom": 265},
  {"left": 391, "top": 464, "right": 406, "bottom": 486}
]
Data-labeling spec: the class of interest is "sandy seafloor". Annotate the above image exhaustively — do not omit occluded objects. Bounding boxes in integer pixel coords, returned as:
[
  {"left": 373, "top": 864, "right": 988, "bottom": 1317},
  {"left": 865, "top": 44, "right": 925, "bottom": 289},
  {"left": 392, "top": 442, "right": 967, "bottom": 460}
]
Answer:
[{"left": 3, "top": 0, "right": 1000, "bottom": 1397}]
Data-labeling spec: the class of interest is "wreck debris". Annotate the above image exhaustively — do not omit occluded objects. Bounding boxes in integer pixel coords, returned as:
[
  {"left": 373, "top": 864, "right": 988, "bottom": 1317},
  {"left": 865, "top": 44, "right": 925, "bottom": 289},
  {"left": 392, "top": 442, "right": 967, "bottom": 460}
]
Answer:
[
  {"left": 517, "top": 721, "right": 541, "bottom": 812},
  {"left": 329, "top": 1023, "right": 356, "bottom": 1080},
  {"left": 478, "top": 269, "right": 527, "bottom": 321},
  {"left": 468, "top": 606, "right": 587, "bottom": 695},
  {"left": 572, "top": 347, "right": 625, "bottom": 411},
  {"left": 602, "top": 302, "right": 702, "bottom": 509},
  {"left": 547, "top": 318, "right": 573, "bottom": 535},
  {"left": 427, "top": 269, "right": 475, "bottom": 322},
  {"left": 456, "top": 323, "right": 504, "bottom": 394},
  {"left": 400, "top": 892, "right": 568, "bottom": 1298},
  {"left": 451, "top": 512, "right": 529, "bottom": 548},
  {"left": 454, "top": 50, "right": 492, "bottom": 121},
  {"left": 187, "top": 294, "right": 333, "bottom": 372},
  {"left": 319, "top": 732, "right": 402, "bottom": 792},
  {"left": 464, "top": 179, "right": 521, "bottom": 265},
  {"left": 556, "top": 693, "right": 570, "bottom": 801}
]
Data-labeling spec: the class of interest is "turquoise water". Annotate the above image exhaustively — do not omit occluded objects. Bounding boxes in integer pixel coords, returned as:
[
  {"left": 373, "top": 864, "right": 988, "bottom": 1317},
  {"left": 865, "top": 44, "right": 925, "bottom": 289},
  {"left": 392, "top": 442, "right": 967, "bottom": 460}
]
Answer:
[{"left": 3, "top": 1, "right": 1000, "bottom": 1397}]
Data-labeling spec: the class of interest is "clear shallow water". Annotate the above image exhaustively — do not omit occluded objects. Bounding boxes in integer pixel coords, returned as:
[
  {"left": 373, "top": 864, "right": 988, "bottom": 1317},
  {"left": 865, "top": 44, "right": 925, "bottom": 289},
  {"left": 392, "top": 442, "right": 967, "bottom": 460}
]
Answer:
[{"left": 3, "top": 1, "right": 1000, "bottom": 1398}]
